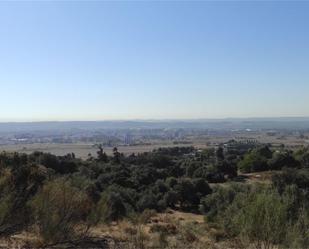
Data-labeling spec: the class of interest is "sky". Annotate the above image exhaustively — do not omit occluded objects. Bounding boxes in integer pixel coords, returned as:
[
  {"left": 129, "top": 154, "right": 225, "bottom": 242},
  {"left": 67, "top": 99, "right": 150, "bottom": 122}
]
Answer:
[{"left": 0, "top": 1, "right": 308, "bottom": 122}]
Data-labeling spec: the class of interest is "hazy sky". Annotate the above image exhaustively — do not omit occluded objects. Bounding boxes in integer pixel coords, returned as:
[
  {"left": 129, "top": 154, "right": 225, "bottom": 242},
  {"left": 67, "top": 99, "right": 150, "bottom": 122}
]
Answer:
[{"left": 0, "top": 1, "right": 308, "bottom": 121}]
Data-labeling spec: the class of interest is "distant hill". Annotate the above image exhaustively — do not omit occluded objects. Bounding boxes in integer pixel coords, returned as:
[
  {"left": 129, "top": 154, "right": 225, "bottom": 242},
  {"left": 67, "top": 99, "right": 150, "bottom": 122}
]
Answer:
[{"left": 0, "top": 117, "right": 309, "bottom": 133}]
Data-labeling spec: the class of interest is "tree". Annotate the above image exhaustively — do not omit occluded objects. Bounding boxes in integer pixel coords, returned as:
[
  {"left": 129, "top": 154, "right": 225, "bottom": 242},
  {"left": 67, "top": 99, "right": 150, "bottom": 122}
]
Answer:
[
  {"left": 294, "top": 148, "right": 309, "bottom": 168},
  {"left": 200, "top": 148, "right": 215, "bottom": 162},
  {"left": 163, "top": 191, "right": 178, "bottom": 208},
  {"left": 257, "top": 146, "right": 273, "bottom": 159},
  {"left": 269, "top": 151, "right": 299, "bottom": 170},
  {"left": 113, "top": 147, "right": 121, "bottom": 164},
  {"left": 165, "top": 177, "right": 178, "bottom": 189},
  {"left": 137, "top": 192, "right": 158, "bottom": 212},
  {"left": 238, "top": 150, "right": 269, "bottom": 173},
  {"left": 216, "top": 147, "right": 224, "bottom": 161},
  {"left": 185, "top": 161, "right": 202, "bottom": 178},
  {"left": 97, "top": 144, "right": 108, "bottom": 162},
  {"left": 192, "top": 178, "right": 212, "bottom": 196},
  {"left": 174, "top": 179, "right": 199, "bottom": 209},
  {"left": 216, "top": 160, "right": 237, "bottom": 178}
]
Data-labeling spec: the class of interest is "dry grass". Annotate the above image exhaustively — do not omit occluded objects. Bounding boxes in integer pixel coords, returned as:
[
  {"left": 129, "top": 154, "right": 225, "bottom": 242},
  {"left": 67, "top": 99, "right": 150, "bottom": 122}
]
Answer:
[
  {"left": 90, "top": 209, "right": 218, "bottom": 249},
  {"left": 0, "top": 210, "right": 234, "bottom": 249}
]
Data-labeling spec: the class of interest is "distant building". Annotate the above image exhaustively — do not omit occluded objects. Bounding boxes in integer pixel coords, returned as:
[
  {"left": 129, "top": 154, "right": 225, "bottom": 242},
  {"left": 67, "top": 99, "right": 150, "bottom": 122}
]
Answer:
[
  {"left": 124, "top": 134, "right": 132, "bottom": 145},
  {"left": 222, "top": 139, "right": 259, "bottom": 154},
  {"left": 266, "top": 131, "right": 277, "bottom": 136}
]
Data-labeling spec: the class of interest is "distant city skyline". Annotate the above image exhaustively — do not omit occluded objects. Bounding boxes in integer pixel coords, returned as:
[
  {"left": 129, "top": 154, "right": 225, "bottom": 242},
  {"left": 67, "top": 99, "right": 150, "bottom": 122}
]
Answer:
[{"left": 1, "top": 1, "right": 309, "bottom": 121}]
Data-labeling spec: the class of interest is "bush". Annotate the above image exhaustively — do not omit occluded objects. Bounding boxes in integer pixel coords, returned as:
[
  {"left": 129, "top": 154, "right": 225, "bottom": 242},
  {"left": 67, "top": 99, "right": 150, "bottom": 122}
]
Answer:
[
  {"left": 284, "top": 208, "right": 309, "bottom": 248},
  {"left": 95, "top": 191, "right": 127, "bottom": 222},
  {"left": 272, "top": 168, "right": 309, "bottom": 197},
  {"left": 0, "top": 193, "right": 16, "bottom": 234},
  {"left": 30, "top": 178, "right": 91, "bottom": 244},
  {"left": 222, "top": 190, "right": 287, "bottom": 249},
  {"left": 200, "top": 183, "right": 250, "bottom": 221},
  {"left": 0, "top": 164, "right": 47, "bottom": 236}
]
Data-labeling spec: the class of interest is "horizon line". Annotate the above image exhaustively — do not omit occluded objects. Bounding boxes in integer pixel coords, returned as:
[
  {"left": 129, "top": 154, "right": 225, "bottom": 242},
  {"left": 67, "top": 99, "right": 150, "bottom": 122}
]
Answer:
[{"left": 1, "top": 116, "right": 309, "bottom": 124}]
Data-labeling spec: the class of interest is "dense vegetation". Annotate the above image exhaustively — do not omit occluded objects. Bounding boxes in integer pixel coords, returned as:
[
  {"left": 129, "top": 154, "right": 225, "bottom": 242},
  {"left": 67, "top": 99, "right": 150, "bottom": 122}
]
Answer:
[{"left": 0, "top": 143, "right": 308, "bottom": 248}]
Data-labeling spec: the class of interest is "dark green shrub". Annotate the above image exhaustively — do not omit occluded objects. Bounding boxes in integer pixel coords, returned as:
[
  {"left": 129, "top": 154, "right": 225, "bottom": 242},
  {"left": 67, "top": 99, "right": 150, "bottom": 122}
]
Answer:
[
  {"left": 269, "top": 151, "right": 299, "bottom": 170},
  {"left": 137, "top": 192, "right": 158, "bottom": 212},
  {"left": 238, "top": 151, "right": 268, "bottom": 173},
  {"left": 200, "top": 183, "right": 250, "bottom": 221}
]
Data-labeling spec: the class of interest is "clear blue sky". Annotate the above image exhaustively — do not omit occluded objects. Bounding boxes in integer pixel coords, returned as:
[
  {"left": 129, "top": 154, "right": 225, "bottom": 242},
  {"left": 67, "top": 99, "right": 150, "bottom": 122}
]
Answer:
[{"left": 0, "top": 1, "right": 308, "bottom": 121}]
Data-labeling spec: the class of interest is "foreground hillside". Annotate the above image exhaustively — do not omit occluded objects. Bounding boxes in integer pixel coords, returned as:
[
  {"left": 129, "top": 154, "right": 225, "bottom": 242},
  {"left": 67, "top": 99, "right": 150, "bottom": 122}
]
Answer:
[{"left": 0, "top": 144, "right": 308, "bottom": 248}]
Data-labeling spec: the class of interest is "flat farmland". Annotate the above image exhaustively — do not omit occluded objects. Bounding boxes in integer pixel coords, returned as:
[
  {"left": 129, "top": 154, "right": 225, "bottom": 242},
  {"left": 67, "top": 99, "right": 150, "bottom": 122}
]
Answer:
[
  {"left": 0, "top": 142, "right": 206, "bottom": 159},
  {"left": 0, "top": 132, "right": 307, "bottom": 159}
]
